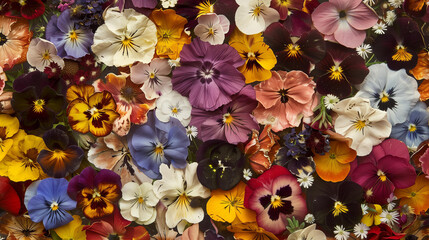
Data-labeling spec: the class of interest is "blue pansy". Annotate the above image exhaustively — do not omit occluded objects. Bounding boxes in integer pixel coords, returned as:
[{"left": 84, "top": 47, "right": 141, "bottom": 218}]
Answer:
[
  {"left": 26, "top": 178, "right": 76, "bottom": 230},
  {"left": 128, "top": 111, "right": 190, "bottom": 179},
  {"left": 46, "top": 9, "right": 93, "bottom": 59},
  {"left": 391, "top": 102, "right": 429, "bottom": 148}
]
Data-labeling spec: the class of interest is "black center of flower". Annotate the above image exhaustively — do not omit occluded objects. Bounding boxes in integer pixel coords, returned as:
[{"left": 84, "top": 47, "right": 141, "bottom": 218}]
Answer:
[
  {"left": 374, "top": 88, "right": 397, "bottom": 111},
  {"left": 120, "top": 86, "right": 136, "bottom": 102},
  {"left": 21, "top": 229, "right": 36, "bottom": 237},
  {"left": 278, "top": 89, "right": 289, "bottom": 103},
  {"left": 0, "top": 33, "right": 7, "bottom": 46},
  {"left": 339, "top": 10, "right": 346, "bottom": 18},
  {"left": 198, "top": 61, "right": 219, "bottom": 84}
]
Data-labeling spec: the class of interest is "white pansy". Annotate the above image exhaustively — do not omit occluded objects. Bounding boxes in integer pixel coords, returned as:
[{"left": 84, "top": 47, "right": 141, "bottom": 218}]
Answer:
[
  {"left": 27, "top": 38, "right": 64, "bottom": 71},
  {"left": 234, "top": 0, "right": 280, "bottom": 35},
  {"left": 155, "top": 90, "right": 192, "bottom": 126}
]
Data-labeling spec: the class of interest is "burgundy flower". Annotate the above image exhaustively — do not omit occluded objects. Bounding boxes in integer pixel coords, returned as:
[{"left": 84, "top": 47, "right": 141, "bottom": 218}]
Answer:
[
  {"left": 5, "top": 0, "right": 45, "bottom": 19},
  {"left": 367, "top": 224, "right": 405, "bottom": 240}
]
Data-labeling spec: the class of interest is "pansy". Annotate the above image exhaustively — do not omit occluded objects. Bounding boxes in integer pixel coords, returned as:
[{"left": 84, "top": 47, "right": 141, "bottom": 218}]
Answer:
[
  {"left": 361, "top": 204, "right": 382, "bottom": 227},
  {"left": 92, "top": 7, "right": 157, "bottom": 67},
  {"left": 332, "top": 97, "right": 391, "bottom": 156},
  {"left": 26, "top": 38, "right": 65, "bottom": 72},
  {"left": 253, "top": 70, "right": 316, "bottom": 132},
  {"left": 0, "top": 214, "right": 49, "bottom": 240},
  {"left": 306, "top": 179, "right": 363, "bottom": 232},
  {"left": 287, "top": 224, "right": 327, "bottom": 240},
  {"left": 119, "top": 182, "right": 159, "bottom": 225},
  {"left": 0, "top": 176, "right": 21, "bottom": 215},
  {"left": 355, "top": 63, "right": 420, "bottom": 125},
  {"left": 152, "top": 204, "right": 179, "bottom": 240},
  {"left": 311, "top": 42, "right": 369, "bottom": 99},
  {"left": 373, "top": 17, "right": 424, "bottom": 71},
  {"left": 206, "top": 181, "right": 256, "bottom": 223},
  {"left": 227, "top": 221, "right": 279, "bottom": 240},
  {"left": 127, "top": 112, "right": 190, "bottom": 179},
  {"left": 130, "top": 58, "right": 173, "bottom": 101},
  {"left": 270, "top": 0, "right": 303, "bottom": 20},
  {"left": 244, "top": 165, "right": 307, "bottom": 234},
  {"left": 351, "top": 139, "right": 417, "bottom": 205},
  {"left": 117, "top": 0, "right": 157, "bottom": 11},
  {"left": 0, "top": 15, "right": 32, "bottom": 70},
  {"left": 37, "top": 128, "right": 84, "bottom": 178},
  {"left": 155, "top": 90, "right": 192, "bottom": 127},
  {"left": 4, "top": 0, "right": 45, "bottom": 19},
  {"left": 0, "top": 114, "right": 20, "bottom": 162},
  {"left": 234, "top": 0, "right": 280, "bottom": 35},
  {"left": 153, "top": 163, "right": 211, "bottom": 228},
  {"left": 313, "top": 140, "right": 356, "bottom": 182},
  {"left": 26, "top": 178, "right": 76, "bottom": 230},
  {"left": 311, "top": 0, "right": 378, "bottom": 48},
  {"left": 394, "top": 175, "right": 429, "bottom": 215},
  {"left": 194, "top": 13, "right": 229, "bottom": 45},
  {"left": 390, "top": 102, "right": 429, "bottom": 149},
  {"left": 366, "top": 224, "right": 405, "bottom": 239},
  {"left": 93, "top": 73, "right": 156, "bottom": 136},
  {"left": 410, "top": 50, "right": 429, "bottom": 80},
  {"left": 67, "top": 167, "right": 122, "bottom": 219},
  {"left": 196, "top": 141, "right": 245, "bottom": 190},
  {"left": 122, "top": 226, "right": 151, "bottom": 240},
  {"left": 83, "top": 208, "right": 131, "bottom": 239},
  {"left": 229, "top": 29, "right": 277, "bottom": 84},
  {"left": 150, "top": 9, "right": 191, "bottom": 60},
  {"left": 46, "top": 9, "right": 93, "bottom": 59},
  {"left": 190, "top": 85, "right": 259, "bottom": 144},
  {"left": 54, "top": 215, "right": 86, "bottom": 240},
  {"left": 172, "top": 38, "right": 245, "bottom": 111}
]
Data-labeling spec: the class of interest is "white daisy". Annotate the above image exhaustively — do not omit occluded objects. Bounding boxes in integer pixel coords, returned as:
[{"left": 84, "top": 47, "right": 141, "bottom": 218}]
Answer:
[
  {"left": 361, "top": 204, "right": 369, "bottom": 215},
  {"left": 186, "top": 126, "right": 198, "bottom": 140},
  {"left": 334, "top": 225, "right": 350, "bottom": 240},
  {"left": 388, "top": 0, "right": 404, "bottom": 8},
  {"left": 384, "top": 11, "right": 396, "bottom": 26},
  {"left": 324, "top": 94, "right": 340, "bottom": 110},
  {"left": 353, "top": 223, "right": 370, "bottom": 239},
  {"left": 304, "top": 213, "right": 315, "bottom": 224},
  {"left": 387, "top": 194, "right": 398, "bottom": 211},
  {"left": 243, "top": 168, "right": 252, "bottom": 180},
  {"left": 372, "top": 22, "right": 387, "bottom": 34},
  {"left": 297, "top": 172, "right": 314, "bottom": 189},
  {"left": 356, "top": 43, "right": 373, "bottom": 59},
  {"left": 380, "top": 210, "right": 400, "bottom": 226}
]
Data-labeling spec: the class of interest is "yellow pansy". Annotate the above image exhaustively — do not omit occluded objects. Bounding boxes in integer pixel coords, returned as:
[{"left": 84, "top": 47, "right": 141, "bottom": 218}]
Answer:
[
  {"left": 361, "top": 204, "right": 382, "bottom": 227},
  {"left": 54, "top": 215, "right": 86, "bottom": 240},
  {"left": 0, "top": 114, "right": 20, "bottom": 162}
]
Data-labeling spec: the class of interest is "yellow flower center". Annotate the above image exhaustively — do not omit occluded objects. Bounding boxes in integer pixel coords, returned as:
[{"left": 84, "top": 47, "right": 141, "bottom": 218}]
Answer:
[
  {"left": 52, "top": 149, "right": 67, "bottom": 159},
  {"left": 285, "top": 43, "right": 302, "bottom": 58},
  {"left": 88, "top": 107, "right": 103, "bottom": 120},
  {"left": 380, "top": 91, "right": 390, "bottom": 103},
  {"left": 270, "top": 195, "right": 283, "bottom": 208},
  {"left": 329, "top": 65, "right": 344, "bottom": 81},
  {"left": 171, "top": 107, "right": 178, "bottom": 114},
  {"left": 32, "top": 99, "right": 46, "bottom": 113},
  {"left": 92, "top": 189, "right": 101, "bottom": 198},
  {"left": 411, "top": 192, "right": 416, "bottom": 197},
  {"left": 19, "top": 0, "right": 26, "bottom": 6},
  {"left": 366, "top": 188, "right": 373, "bottom": 197},
  {"left": 377, "top": 169, "right": 387, "bottom": 182},
  {"left": 177, "top": 193, "right": 190, "bottom": 207},
  {"left": 392, "top": 45, "right": 412, "bottom": 62},
  {"left": 208, "top": 28, "right": 215, "bottom": 36},
  {"left": 50, "top": 202, "right": 59, "bottom": 211},
  {"left": 223, "top": 113, "right": 234, "bottom": 125},
  {"left": 353, "top": 119, "right": 367, "bottom": 132},
  {"left": 253, "top": 7, "right": 262, "bottom": 16},
  {"left": 69, "top": 29, "right": 78, "bottom": 42},
  {"left": 329, "top": 154, "right": 336, "bottom": 160},
  {"left": 42, "top": 50, "right": 51, "bottom": 60},
  {"left": 408, "top": 124, "right": 417, "bottom": 132},
  {"left": 154, "top": 143, "right": 164, "bottom": 156},
  {"left": 119, "top": 36, "right": 138, "bottom": 56},
  {"left": 196, "top": 0, "right": 214, "bottom": 18},
  {"left": 138, "top": 197, "right": 144, "bottom": 204},
  {"left": 0, "top": 33, "right": 7, "bottom": 45},
  {"left": 247, "top": 52, "right": 256, "bottom": 60},
  {"left": 149, "top": 72, "right": 155, "bottom": 79},
  {"left": 333, "top": 201, "right": 348, "bottom": 216}
]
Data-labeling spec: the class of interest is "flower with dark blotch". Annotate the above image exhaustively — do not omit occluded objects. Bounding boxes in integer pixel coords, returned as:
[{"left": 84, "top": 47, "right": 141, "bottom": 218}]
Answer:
[
  {"left": 5, "top": 0, "right": 45, "bottom": 19},
  {"left": 0, "top": 213, "right": 49, "bottom": 240},
  {"left": 270, "top": 0, "right": 303, "bottom": 20}
]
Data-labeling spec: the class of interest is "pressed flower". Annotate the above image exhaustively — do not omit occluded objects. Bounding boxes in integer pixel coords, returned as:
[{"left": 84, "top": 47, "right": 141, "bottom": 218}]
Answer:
[
  {"left": 313, "top": 140, "right": 356, "bottom": 182},
  {"left": 234, "top": 0, "right": 280, "bottom": 35},
  {"left": 186, "top": 125, "right": 198, "bottom": 139},
  {"left": 94, "top": 73, "right": 156, "bottom": 136},
  {"left": 311, "top": 0, "right": 378, "bottom": 48},
  {"left": 206, "top": 181, "right": 256, "bottom": 223},
  {"left": 54, "top": 215, "right": 86, "bottom": 240},
  {"left": 404, "top": 0, "right": 427, "bottom": 17},
  {"left": 0, "top": 176, "right": 21, "bottom": 215},
  {"left": 119, "top": 182, "right": 159, "bottom": 225},
  {"left": 0, "top": 214, "right": 48, "bottom": 240},
  {"left": 351, "top": 139, "right": 417, "bottom": 205},
  {"left": 270, "top": 0, "right": 303, "bottom": 20},
  {"left": 356, "top": 63, "right": 420, "bottom": 125},
  {"left": 122, "top": 226, "right": 150, "bottom": 240},
  {"left": 67, "top": 167, "right": 122, "bottom": 219},
  {"left": 288, "top": 224, "right": 326, "bottom": 240},
  {"left": 410, "top": 50, "right": 429, "bottom": 80},
  {"left": 5, "top": 0, "right": 45, "bottom": 19},
  {"left": 26, "top": 38, "right": 65, "bottom": 72},
  {"left": 0, "top": 133, "right": 48, "bottom": 182},
  {"left": 67, "top": 89, "right": 120, "bottom": 137},
  {"left": 128, "top": 112, "right": 189, "bottom": 179},
  {"left": 196, "top": 141, "right": 245, "bottom": 190},
  {"left": 354, "top": 222, "right": 370, "bottom": 239},
  {"left": 117, "top": 0, "right": 157, "bottom": 11},
  {"left": 361, "top": 204, "right": 382, "bottom": 227},
  {"left": 253, "top": 70, "right": 316, "bottom": 132},
  {"left": 150, "top": 9, "right": 191, "bottom": 60},
  {"left": 297, "top": 172, "right": 314, "bottom": 188},
  {"left": 366, "top": 223, "right": 404, "bottom": 239},
  {"left": 263, "top": 23, "right": 325, "bottom": 73},
  {"left": 155, "top": 90, "right": 192, "bottom": 127},
  {"left": 46, "top": 9, "right": 93, "bottom": 59},
  {"left": 130, "top": 58, "right": 173, "bottom": 101},
  {"left": 172, "top": 38, "right": 245, "bottom": 111},
  {"left": 0, "top": 114, "right": 20, "bottom": 162},
  {"left": 379, "top": 210, "right": 399, "bottom": 226},
  {"left": 194, "top": 13, "right": 230, "bottom": 45},
  {"left": 394, "top": 175, "right": 429, "bottom": 215},
  {"left": 153, "top": 163, "right": 211, "bottom": 228},
  {"left": 83, "top": 208, "right": 131, "bottom": 239},
  {"left": 311, "top": 42, "right": 369, "bottom": 99},
  {"left": 190, "top": 85, "right": 259, "bottom": 144},
  {"left": 152, "top": 204, "right": 179, "bottom": 240},
  {"left": 332, "top": 97, "right": 391, "bottom": 156},
  {"left": 244, "top": 165, "right": 307, "bottom": 234},
  {"left": 88, "top": 133, "right": 150, "bottom": 185},
  {"left": 373, "top": 17, "right": 424, "bottom": 71},
  {"left": 226, "top": 221, "right": 279, "bottom": 240},
  {"left": 229, "top": 29, "right": 277, "bottom": 84},
  {"left": 0, "top": 16, "right": 32, "bottom": 70},
  {"left": 356, "top": 43, "right": 372, "bottom": 59},
  {"left": 92, "top": 7, "right": 157, "bottom": 67},
  {"left": 37, "top": 128, "right": 84, "bottom": 178},
  {"left": 390, "top": 102, "right": 429, "bottom": 149},
  {"left": 26, "top": 178, "right": 76, "bottom": 230}
]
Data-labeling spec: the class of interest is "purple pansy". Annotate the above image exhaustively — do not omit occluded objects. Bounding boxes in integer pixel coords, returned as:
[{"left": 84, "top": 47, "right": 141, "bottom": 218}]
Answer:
[{"left": 172, "top": 38, "right": 245, "bottom": 111}]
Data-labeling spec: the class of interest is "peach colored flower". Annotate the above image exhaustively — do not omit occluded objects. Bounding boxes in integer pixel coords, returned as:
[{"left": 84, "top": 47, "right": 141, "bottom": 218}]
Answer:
[
  {"left": 253, "top": 71, "right": 316, "bottom": 132},
  {"left": 410, "top": 50, "right": 429, "bottom": 80}
]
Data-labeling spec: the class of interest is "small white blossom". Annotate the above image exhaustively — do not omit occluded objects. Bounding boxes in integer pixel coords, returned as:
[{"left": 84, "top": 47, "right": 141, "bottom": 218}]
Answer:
[
  {"left": 354, "top": 223, "right": 370, "bottom": 239},
  {"left": 384, "top": 11, "right": 396, "bottom": 26},
  {"left": 168, "top": 58, "right": 181, "bottom": 67},
  {"left": 372, "top": 22, "right": 387, "bottom": 34},
  {"left": 28, "top": 67, "right": 37, "bottom": 72},
  {"left": 387, "top": 194, "right": 397, "bottom": 211},
  {"left": 304, "top": 213, "right": 315, "bottom": 224},
  {"left": 380, "top": 210, "right": 400, "bottom": 226},
  {"left": 186, "top": 126, "right": 198, "bottom": 140},
  {"left": 161, "top": 0, "right": 178, "bottom": 8},
  {"left": 297, "top": 172, "right": 314, "bottom": 189},
  {"left": 243, "top": 168, "right": 252, "bottom": 180},
  {"left": 356, "top": 44, "right": 372, "bottom": 59},
  {"left": 334, "top": 225, "right": 350, "bottom": 240},
  {"left": 361, "top": 204, "right": 369, "bottom": 215},
  {"left": 388, "top": 0, "right": 404, "bottom": 8},
  {"left": 324, "top": 94, "right": 340, "bottom": 110}
]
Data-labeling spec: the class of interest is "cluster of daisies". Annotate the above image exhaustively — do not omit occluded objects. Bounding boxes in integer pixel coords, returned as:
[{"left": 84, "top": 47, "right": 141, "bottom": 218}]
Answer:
[{"left": 0, "top": 0, "right": 429, "bottom": 239}]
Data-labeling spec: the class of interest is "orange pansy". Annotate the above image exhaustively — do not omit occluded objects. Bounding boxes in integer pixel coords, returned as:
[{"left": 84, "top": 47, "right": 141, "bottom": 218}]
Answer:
[
  {"left": 418, "top": 79, "right": 429, "bottom": 101},
  {"left": 410, "top": 50, "right": 429, "bottom": 81},
  {"left": 394, "top": 175, "right": 429, "bottom": 215}
]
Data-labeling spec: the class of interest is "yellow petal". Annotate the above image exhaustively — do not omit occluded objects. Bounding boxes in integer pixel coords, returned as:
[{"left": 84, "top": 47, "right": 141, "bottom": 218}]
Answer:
[
  {"left": 66, "top": 85, "right": 95, "bottom": 103},
  {"left": 0, "top": 114, "right": 19, "bottom": 138},
  {"left": 0, "top": 139, "right": 13, "bottom": 162},
  {"left": 6, "top": 159, "right": 42, "bottom": 181},
  {"left": 207, "top": 193, "right": 237, "bottom": 223},
  {"left": 89, "top": 109, "right": 119, "bottom": 137},
  {"left": 68, "top": 99, "right": 91, "bottom": 134},
  {"left": 54, "top": 215, "right": 86, "bottom": 240},
  {"left": 88, "top": 91, "right": 117, "bottom": 111}
]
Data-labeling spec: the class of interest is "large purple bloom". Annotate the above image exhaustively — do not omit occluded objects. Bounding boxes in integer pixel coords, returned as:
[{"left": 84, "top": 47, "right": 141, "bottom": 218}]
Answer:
[
  {"left": 172, "top": 38, "right": 245, "bottom": 111},
  {"left": 46, "top": 9, "right": 93, "bottom": 59},
  {"left": 127, "top": 112, "right": 190, "bottom": 179},
  {"left": 350, "top": 139, "right": 417, "bottom": 205},
  {"left": 190, "top": 85, "right": 259, "bottom": 144}
]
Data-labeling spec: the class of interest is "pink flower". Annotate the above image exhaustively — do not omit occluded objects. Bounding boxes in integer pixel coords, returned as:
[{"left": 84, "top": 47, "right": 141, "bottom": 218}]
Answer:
[
  {"left": 311, "top": 0, "right": 378, "bottom": 48},
  {"left": 253, "top": 71, "right": 316, "bottom": 132}
]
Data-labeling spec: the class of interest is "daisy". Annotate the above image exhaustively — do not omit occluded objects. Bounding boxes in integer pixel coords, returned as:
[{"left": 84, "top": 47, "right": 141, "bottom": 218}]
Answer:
[
  {"left": 356, "top": 44, "right": 373, "bottom": 59},
  {"left": 361, "top": 204, "right": 369, "bottom": 215},
  {"left": 384, "top": 11, "right": 396, "bottom": 26},
  {"left": 388, "top": 0, "right": 404, "bottom": 8},
  {"left": 186, "top": 126, "right": 198, "bottom": 140},
  {"left": 372, "top": 22, "right": 387, "bottom": 34},
  {"left": 380, "top": 210, "right": 400, "bottom": 226},
  {"left": 334, "top": 225, "right": 350, "bottom": 240},
  {"left": 324, "top": 94, "right": 339, "bottom": 110},
  {"left": 304, "top": 213, "right": 315, "bottom": 224},
  {"left": 354, "top": 223, "right": 370, "bottom": 239},
  {"left": 297, "top": 172, "right": 314, "bottom": 188}
]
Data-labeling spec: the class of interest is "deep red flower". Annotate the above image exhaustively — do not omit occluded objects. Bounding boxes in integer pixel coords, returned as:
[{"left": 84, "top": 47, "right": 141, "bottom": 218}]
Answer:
[
  {"left": 0, "top": 176, "right": 21, "bottom": 215},
  {"left": 6, "top": 0, "right": 45, "bottom": 20},
  {"left": 367, "top": 224, "right": 405, "bottom": 240}
]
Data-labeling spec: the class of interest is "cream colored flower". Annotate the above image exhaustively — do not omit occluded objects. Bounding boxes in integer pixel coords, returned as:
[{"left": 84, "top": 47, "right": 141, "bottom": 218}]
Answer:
[{"left": 27, "top": 38, "right": 64, "bottom": 71}]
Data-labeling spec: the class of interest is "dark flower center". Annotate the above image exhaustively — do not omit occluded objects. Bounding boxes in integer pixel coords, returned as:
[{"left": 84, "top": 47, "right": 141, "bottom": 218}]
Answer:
[
  {"left": 0, "top": 33, "right": 7, "bottom": 46},
  {"left": 339, "top": 10, "right": 347, "bottom": 18},
  {"left": 259, "top": 185, "right": 294, "bottom": 220},
  {"left": 278, "top": 89, "right": 289, "bottom": 103},
  {"left": 21, "top": 229, "right": 36, "bottom": 237},
  {"left": 198, "top": 62, "right": 219, "bottom": 84},
  {"left": 120, "top": 86, "right": 136, "bottom": 102},
  {"left": 375, "top": 89, "right": 397, "bottom": 111}
]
